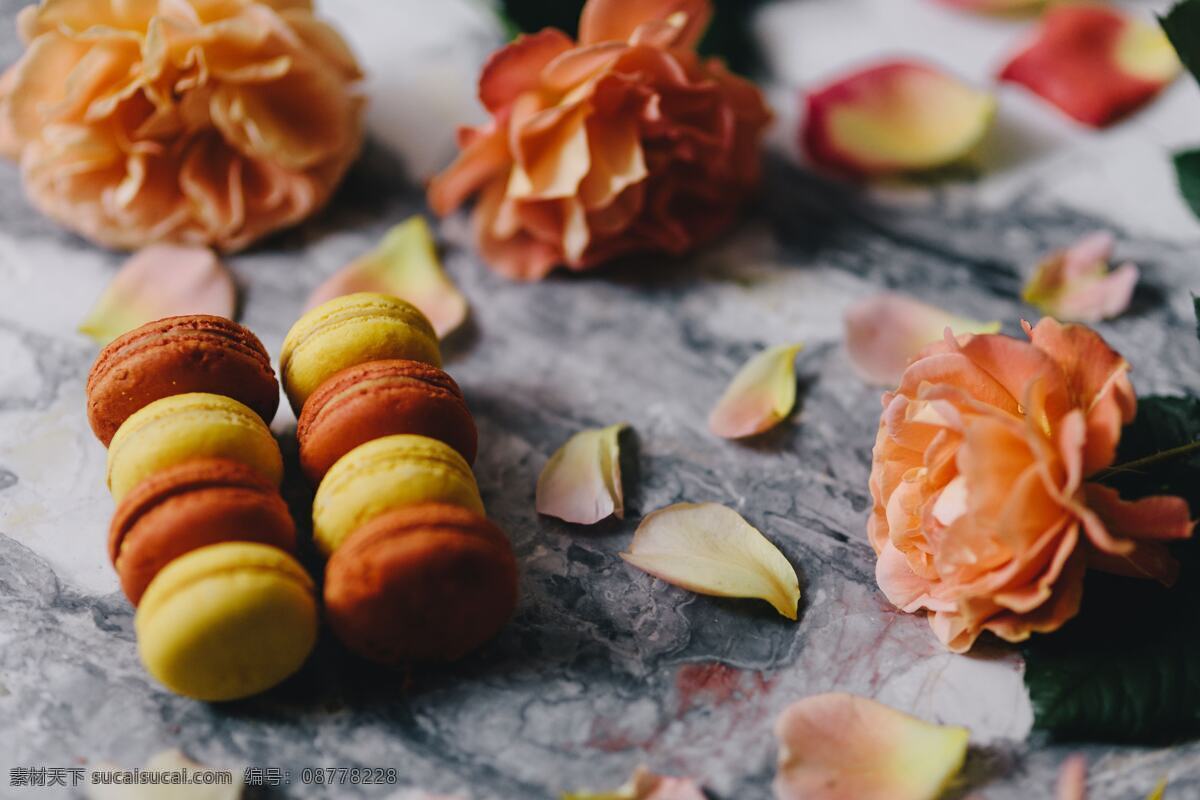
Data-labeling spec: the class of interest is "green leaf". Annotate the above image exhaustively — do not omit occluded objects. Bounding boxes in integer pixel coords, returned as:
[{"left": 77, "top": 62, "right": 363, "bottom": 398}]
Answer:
[
  {"left": 1162, "top": 0, "right": 1200, "bottom": 86},
  {"left": 1175, "top": 150, "right": 1200, "bottom": 222},
  {"left": 1194, "top": 293, "right": 1200, "bottom": 342},
  {"left": 1023, "top": 396, "right": 1200, "bottom": 742}
]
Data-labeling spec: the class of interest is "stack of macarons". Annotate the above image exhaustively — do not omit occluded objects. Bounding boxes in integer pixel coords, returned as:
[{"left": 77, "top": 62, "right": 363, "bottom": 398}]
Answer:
[
  {"left": 87, "top": 316, "right": 318, "bottom": 702},
  {"left": 282, "top": 293, "right": 518, "bottom": 664}
]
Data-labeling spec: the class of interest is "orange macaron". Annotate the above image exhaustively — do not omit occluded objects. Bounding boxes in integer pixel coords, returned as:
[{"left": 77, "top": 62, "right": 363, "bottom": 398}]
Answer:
[
  {"left": 109, "top": 458, "right": 297, "bottom": 605},
  {"left": 296, "top": 359, "right": 478, "bottom": 484},
  {"left": 323, "top": 503, "right": 518, "bottom": 664}
]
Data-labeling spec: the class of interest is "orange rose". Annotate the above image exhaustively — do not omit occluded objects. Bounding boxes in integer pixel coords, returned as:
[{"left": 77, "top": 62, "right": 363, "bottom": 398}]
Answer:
[
  {"left": 869, "top": 318, "right": 1194, "bottom": 652},
  {"left": 427, "top": 0, "right": 771, "bottom": 280},
  {"left": 0, "top": 0, "right": 363, "bottom": 252}
]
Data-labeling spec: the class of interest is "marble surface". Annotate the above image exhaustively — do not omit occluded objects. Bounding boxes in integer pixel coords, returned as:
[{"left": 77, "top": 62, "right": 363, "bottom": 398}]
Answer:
[{"left": 1, "top": 0, "right": 1200, "bottom": 797}]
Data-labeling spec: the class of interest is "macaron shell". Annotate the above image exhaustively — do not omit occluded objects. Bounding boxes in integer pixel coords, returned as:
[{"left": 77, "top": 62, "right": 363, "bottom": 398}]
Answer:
[
  {"left": 110, "top": 458, "right": 296, "bottom": 605},
  {"left": 312, "top": 434, "right": 483, "bottom": 557},
  {"left": 86, "top": 315, "right": 279, "bottom": 446},
  {"left": 107, "top": 393, "right": 283, "bottom": 502},
  {"left": 324, "top": 504, "right": 518, "bottom": 663},
  {"left": 297, "top": 360, "right": 477, "bottom": 483},
  {"left": 136, "top": 542, "right": 317, "bottom": 702},
  {"left": 280, "top": 293, "right": 441, "bottom": 414}
]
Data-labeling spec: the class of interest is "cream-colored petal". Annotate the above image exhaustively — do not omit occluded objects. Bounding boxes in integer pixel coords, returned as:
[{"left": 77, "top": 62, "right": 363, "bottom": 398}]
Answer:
[
  {"left": 536, "top": 423, "right": 627, "bottom": 525},
  {"left": 621, "top": 503, "right": 800, "bottom": 619},
  {"left": 86, "top": 749, "right": 243, "bottom": 800},
  {"left": 774, "top": 693, "right": 970, "bottom": 800},
  {"left": 844, "top": 293, "right": 999, "bottom": 386},
  {"left": 805, "top": 61, "right": 995, "bottom": 176},
  {"left": 78, "top": 245, "right": 235, "bottom": 344},
  {"left": 708, "top": 343, "right": 803, "bottom": 439},
  {"left": 563, "top": 765, "right": 707, "bottom": 800},
  {"left": 306, "top": 217, "right": 467, "bottom": 338}
]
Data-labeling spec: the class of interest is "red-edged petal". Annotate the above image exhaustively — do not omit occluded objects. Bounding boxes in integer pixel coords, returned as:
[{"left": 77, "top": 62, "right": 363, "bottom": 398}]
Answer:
[
  {"left": 803, "top": 61, "right": 995, "bottom": 177},
  {"left": 998, "top": 4, "right": 1180, "bottom": 127}
]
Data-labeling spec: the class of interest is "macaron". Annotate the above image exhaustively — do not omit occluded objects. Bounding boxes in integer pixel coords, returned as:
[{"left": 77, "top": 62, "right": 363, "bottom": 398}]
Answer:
[
  {"left": 136, "top": 541, "right": 317, "bottom": 702},
  {"left": 324, "top": 503, "right": 518, "bottom": 664},
  {"left": 280, "top": 293, "right": 441, "bottom": 414},
  {"left": 297, "top": 359, "right": 477, "bottom": 484},
  {"left": 86, "top": 315, "right": 280, "bottom": 446},
  {"left": 109, "top": 458, "right": 296, "bottom": 605},
  {"left": 107, "top": 393, "right": 283, "bottom": 502},
  {"left": 311, "top": 434, "right": 483, "bottom": 557}
]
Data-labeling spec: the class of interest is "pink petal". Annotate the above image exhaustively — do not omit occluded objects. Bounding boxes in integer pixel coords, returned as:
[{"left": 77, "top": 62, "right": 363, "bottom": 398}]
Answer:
[
  {"left": 536, "top": 423, "right": 627, "bottom": 524},
  {"left": 774, "top": 693, "right": 970, "bottom": 800},
  {"left": 844, "top": 293, "right": 999, "bottom": 386},
  {"left": 1055, "top": 755, "right": 1087, "bottom": 800},
  {"left": 306, "top": 217, "right": 467, "bottom": 338},
  {"left": 803, "top": 61, "right": 995, "bottom": 176},
  {"left": 564, "top": 766, "right": 708, "bottom": 800},
  {"left": 78, "top": 245, "right": 235, "bottom": 345},
  {"left": 708, "top": 343, "right": 804, "bottom": 439},
  {"left": 1023, "top": 233, "right": 1138, "bottom": 323}
]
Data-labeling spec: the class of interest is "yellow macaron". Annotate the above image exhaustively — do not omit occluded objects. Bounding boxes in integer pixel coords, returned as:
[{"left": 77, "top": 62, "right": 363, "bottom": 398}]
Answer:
[
  {"left": 135, "top": 541, "right": 318, "bottom": 702},
  {"left": 107, "top": 393, "right": 283, "bottom": 502},
  {"left": 280, "top": 293, "right": 442, "bottom": 414},
  {"left": 312, "top": 434, "right": 483, "bottom": 557}
]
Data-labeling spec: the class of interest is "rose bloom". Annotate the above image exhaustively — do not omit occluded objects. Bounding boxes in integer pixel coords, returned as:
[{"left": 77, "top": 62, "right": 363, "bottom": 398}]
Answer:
[
  {"left": 0, "top": 0, "right": 364, "bottom": 252},
  {"left": 869, "top": 318, "right": 1193, "bottom": 652},
  {"left": 427, "top": 0, "right": 771, "bottom": 280}
]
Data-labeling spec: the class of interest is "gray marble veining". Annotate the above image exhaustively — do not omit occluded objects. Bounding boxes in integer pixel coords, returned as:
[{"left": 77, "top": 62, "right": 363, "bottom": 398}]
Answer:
[{"left": 2, "top": 1, "right": 1200, "bottom": 798}]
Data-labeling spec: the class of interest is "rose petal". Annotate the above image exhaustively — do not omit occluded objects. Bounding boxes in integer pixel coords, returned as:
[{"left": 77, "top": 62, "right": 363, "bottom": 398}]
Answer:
[
  {"left": 803, "top": 61, "right": 995, "bottom": 176},
  {"left": 1023, "top": 232, "right": 1138, "bottom": 323},
  {"left": 536, "top": 423, "right": 627, "bottom": 524},
  {"left": 564, "top": 766, "right": 707, "bottom": 800},
  {"left": 1147, "top": 780, "right": 1168, "bottom": 800},
  {"left": 1055, "top": 755, "right": 1087, "bottom": 800},
  {"left": 479, "top": 29, "right": 574, "bottom": 113},
  {"left": 620, "top": 502, "right": 800, "bottom": 619},
  {"left": 85, "top": 749, "right": 243, "bottom": 800},
  {"left": 773, "top": 693, "right": 970, "bottom": 800},
  {"left": 844, "top": 293, "right": 1000, "bottom": 386},
  {"left": 578, "top": 0, "right": 712, "bottom": 50},
  {"left": 708, "top": 343, "right": 804, "bottom": 439},
  {"left": 306, "top": 217, "right": 467, "bottom": 339},
  {"left": 998, "top": 5, "right": 1180, "bottom": 127},
  {"left": 78, "top": 245, "right": 236, "bottom": 345}
]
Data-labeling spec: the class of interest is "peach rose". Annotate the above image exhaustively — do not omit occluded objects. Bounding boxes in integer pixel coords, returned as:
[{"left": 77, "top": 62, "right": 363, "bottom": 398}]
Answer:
[
  {"left": 869, "top": 318, "right": 1193, "bottom": 652},
  {"left": 0, "top": 0, "right": 363, "bottom": 252},
  {"left": 427, "top": 0, "right": 771, "bottom": 280}
]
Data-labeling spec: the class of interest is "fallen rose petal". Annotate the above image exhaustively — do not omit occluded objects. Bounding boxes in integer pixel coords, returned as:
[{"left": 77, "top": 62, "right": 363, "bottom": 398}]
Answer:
[
  {"left": 86, "top": 749, "right": 243, "bottom": 800},
  {"left": 536, "top": 423, "right": 627, "bottom": 524},
  {"left": 621, "top": 503, "right": 800, "bottom": 619},
  {"left": 306, "top": 217, "right": 467, "bottom": 338},
  {"left": 803, "top": 61, "right": 995, "bottom": 176},
  {"left": 1147, "top": 780, "right": 1167, "bottom": 800},
  {"left": 1056, "top": 755, "right": 1087, "bottom": 800},
  {"left": 1023, "top": 232, "right": 1138, "bottom": 323},
  {"left": 774, "top": 693, "right": 969, "bottom": 800},
  {"left": 78, "top": 245, "right": 236, "bottom": 345},
  {"left": 709, "top": 343, "right": 804, "bottom": 438},
  {"left": 844, "top": 293, "right": 999, "bottom": 386},
  {"left": 564, "top": 765, "right": 707, "bottom": 800},
  {"left": 998, "top": 4, "right": 1180, "bottom": 127}
]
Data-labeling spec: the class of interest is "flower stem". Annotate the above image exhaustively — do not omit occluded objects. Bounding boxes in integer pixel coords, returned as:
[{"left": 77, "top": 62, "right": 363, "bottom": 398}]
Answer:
[{"left": 1094, "top": 440, "right": 1200, "bottom": 481}]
